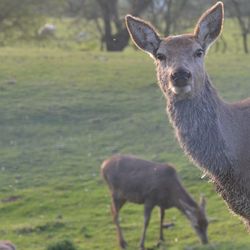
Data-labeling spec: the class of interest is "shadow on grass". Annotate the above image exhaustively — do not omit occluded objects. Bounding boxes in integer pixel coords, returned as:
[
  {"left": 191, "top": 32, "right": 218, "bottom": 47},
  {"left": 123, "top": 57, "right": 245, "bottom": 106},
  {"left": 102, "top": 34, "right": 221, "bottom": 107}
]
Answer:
[
  {"left": 184, "top": 241, "right": 250, "bottom": 250},
  {"left": 128, "top": 241, "right": 250, "bottom": 250}
]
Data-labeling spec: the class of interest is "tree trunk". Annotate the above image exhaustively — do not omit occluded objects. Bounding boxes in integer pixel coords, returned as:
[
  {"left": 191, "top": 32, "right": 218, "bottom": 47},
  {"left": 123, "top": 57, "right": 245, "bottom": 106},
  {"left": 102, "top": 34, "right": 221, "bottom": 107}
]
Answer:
[
  {"left": 163, "top": 0, "right": 188, "bottom": 36},
  {"left": 104, "top": 29, "right": 130, "bottom": 51},
  {"left": 230, "top": 0, "right": 249, "bottom": 54},
  {"left": 97, "top": 0, "right": 150, "bottom": 51},
  {"left": 214, "top": 35, "right": 228, "bottom": 53},
  {"left": 164, "top": 0, "right": 173, "bottom": 36},
  {"left": 243, "top": 33, "right": 248, "bottom": 53}
]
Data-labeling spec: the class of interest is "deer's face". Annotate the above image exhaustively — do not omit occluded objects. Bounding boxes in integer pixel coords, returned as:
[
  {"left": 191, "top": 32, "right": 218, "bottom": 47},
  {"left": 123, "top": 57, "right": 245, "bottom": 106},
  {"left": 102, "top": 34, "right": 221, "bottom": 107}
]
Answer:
[
  {"left": 192, "top": 207, "right": 209, "bottom": 245},
  {"left": 126, "top": 2, "right": 224, "bottom": 101},
  {"left": 156, "top": 35, "right": 205, "bottom": 100},
  {"left": 180, "top": 196, "right": 209, "bottom": 245}
]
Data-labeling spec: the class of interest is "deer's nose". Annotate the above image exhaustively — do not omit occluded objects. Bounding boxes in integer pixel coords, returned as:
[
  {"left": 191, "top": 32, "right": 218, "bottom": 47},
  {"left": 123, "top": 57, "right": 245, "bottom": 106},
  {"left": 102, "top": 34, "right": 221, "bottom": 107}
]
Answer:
[{"left": 171, "top": 68, "right": 191, "bottom": 87}]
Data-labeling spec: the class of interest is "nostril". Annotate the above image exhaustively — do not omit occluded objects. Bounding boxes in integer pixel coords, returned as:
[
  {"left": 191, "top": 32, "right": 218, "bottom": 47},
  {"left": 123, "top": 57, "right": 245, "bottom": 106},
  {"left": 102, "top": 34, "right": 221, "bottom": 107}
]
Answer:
[
  {"left": 171, "top": 68, "right": 191, "bottom": 81},
  {"left": 171, "top": 72, "right": 178, "bottom": 81}
]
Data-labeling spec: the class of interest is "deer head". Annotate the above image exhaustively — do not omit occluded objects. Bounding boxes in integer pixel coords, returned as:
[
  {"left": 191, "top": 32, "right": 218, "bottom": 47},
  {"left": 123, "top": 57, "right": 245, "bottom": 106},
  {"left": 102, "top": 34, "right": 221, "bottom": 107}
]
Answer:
[
  {"left": 180, "top": 195, "right": 208, "bottom": 244},
  {"left": 126, "top": 2, "right": 224, "bottom": 101}
]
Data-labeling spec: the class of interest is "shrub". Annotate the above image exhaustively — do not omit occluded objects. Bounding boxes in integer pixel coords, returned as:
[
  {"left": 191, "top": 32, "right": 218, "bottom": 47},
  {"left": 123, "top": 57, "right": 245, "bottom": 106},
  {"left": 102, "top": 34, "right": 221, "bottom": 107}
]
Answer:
[{"left": 47, "top": 239, "right": 77, "bottom": 250}]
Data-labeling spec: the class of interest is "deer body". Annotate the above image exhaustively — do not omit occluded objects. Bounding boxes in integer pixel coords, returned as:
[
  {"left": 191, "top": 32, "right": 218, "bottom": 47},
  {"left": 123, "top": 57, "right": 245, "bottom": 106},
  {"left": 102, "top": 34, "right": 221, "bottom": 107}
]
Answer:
[
  {"left": 101, "top": 155, "right": 208, "bottom": 249},
  {"left": 125, "top": 2, "right": 250, "bottom": 227},
  {"left": 0, "top": 241, "right": 16, "bottom": 250}
]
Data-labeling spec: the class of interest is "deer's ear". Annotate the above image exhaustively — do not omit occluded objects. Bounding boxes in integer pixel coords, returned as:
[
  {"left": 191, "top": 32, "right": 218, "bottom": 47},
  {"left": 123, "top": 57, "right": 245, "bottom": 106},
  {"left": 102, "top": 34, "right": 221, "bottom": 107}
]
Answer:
[
  {"left": 125, "top": 15, "right": 160, "bottom": 57},
  {"left": 194, "top": 2, "right": 224, "bottom": 50}
]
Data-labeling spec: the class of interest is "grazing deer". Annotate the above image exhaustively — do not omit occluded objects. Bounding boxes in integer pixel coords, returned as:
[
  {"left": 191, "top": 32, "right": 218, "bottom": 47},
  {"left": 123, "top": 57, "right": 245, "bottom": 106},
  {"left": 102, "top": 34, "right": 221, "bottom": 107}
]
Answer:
[
  {"left": 101, "top": 155, "right": 208, "bottom": 249},
  {"left": 125, "top": 1, "right": 250, "bottom": 228}
]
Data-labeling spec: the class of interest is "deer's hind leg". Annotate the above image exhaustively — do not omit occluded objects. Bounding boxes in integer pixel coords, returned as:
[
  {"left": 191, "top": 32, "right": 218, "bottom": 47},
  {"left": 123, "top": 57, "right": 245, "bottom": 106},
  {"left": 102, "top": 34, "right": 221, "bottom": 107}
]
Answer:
[{"left": 111, "top": 193, "right": 127, "bottom": 249}]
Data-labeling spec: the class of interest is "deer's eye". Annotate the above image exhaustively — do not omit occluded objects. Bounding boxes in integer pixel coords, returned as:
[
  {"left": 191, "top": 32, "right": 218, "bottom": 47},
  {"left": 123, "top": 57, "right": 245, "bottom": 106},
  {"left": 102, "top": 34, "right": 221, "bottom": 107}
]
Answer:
[
  {"left": 194, "top": 49, "right": 204, "bottom": 58},
  {"left": 156, "top": 53, "right": 166, "bottom": 61}
]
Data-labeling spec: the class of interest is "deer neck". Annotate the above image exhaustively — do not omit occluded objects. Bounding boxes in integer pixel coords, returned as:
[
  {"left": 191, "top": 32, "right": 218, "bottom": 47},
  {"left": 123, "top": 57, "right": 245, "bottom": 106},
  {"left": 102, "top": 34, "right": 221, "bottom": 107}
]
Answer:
[
  {"left": 177, "top": 193, "right": 201, "bottom": 227},
  {"left": 166, "top": 74, "right": 236, "bottom": 179},
  {"left": 177, "top": 190, "right": 198, "bottom": 213},
  {"left": 166, "top": 75, "right": 250, "bottom": 222}
]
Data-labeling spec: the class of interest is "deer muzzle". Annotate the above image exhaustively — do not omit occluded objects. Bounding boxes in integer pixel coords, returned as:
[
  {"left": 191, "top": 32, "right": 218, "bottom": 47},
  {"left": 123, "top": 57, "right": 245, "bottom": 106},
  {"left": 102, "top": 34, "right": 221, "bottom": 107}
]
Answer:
[{"left": 170, "top": 67, "right": 192, "bottom": 95}]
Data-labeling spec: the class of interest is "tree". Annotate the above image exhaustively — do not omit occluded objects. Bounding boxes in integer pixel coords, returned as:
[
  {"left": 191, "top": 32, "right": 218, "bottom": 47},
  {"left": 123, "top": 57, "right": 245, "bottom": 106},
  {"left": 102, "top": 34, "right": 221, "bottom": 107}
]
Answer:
[
  {"left": 145, "top": 0, "right": 207, "bottom": 36},
  {"left": 226, "top": 0, "right": 250, "bottom": 53},
  {"left": 0, "top": 0, "right": 68, "bottom": 45},
  {"left": 77, "top": 0, "right": 151, "bottom": 51},
  {"left": 0, "top": 0, "right": 43, "bottom": 44},
  {"left": 162, "top": 0, "right": 189, "bottom": 36},
  {"left": 97, "top": 0, "right": 152, "bottom": 51}
]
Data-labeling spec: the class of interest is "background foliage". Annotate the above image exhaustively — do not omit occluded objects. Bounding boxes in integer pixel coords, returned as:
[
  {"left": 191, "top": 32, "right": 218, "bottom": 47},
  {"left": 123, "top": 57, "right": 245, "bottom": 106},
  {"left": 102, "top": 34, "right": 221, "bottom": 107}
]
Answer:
[{"left": 1, "top": 0, "right": 250, "bottom": 53}]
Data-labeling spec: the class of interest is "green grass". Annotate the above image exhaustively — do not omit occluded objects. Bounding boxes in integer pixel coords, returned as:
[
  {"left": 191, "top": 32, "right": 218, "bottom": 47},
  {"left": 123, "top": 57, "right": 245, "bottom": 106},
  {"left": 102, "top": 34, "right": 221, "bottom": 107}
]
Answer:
[{"left": 0, "top": 46, "right": 250, "bottom": 250}]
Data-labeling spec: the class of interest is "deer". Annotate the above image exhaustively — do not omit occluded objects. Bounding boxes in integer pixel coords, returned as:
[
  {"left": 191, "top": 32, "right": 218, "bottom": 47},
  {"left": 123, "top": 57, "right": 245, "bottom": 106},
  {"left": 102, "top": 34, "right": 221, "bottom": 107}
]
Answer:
[
  {"left": 101, "top": 155, "right": 208, "bottom": 249},
  {"left": 125, "top": 1, "right": 250, "bottom": 229},
  {"left": 0, "top": 241, "right": 16, "bottom": 250}
]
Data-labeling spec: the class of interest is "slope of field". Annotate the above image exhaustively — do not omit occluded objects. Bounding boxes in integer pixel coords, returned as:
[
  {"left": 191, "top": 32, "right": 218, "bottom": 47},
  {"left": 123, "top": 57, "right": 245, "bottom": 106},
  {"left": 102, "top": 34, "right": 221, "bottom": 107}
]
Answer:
[{"left": 0, "top": 47, "right": 249, "bottom": 250}]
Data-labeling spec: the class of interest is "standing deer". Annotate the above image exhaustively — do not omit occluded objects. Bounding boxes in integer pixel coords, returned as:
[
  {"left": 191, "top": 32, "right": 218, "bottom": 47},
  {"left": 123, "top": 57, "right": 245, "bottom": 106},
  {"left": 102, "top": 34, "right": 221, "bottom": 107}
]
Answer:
[
  {"left": 101, "top": 155, "right": 208, "bottom": 249},
  {"left": 125, "top": 2, "right": 250, "bottom": 228}
]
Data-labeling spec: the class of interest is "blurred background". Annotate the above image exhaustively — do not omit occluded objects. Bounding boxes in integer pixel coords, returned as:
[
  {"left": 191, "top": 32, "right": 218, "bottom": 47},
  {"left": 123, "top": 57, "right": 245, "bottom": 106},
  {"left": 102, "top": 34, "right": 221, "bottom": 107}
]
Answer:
[
  {"left": 1, "top": 0, "right": 250, "bottom": 53},
  {"left": 1, "top": 1, "right": 250, "bottom": 250}
]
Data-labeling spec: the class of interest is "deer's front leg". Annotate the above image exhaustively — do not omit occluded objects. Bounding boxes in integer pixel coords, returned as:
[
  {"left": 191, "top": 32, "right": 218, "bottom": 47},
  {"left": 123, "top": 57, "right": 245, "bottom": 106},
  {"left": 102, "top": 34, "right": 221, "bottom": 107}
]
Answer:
[
  {"left": 159, "top": 207, "right": 165, "bottom": 242},
  {"left": 139, "top": 203, "right": 154, "bottom": 250}
]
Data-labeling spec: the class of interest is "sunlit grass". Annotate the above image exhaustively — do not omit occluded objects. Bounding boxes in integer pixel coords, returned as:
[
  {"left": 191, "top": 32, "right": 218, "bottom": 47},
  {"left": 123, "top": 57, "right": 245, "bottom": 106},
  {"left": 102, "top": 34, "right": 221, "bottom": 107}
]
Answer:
[{"left": 0, "top": 45, "right": 249, "bottom": 250}]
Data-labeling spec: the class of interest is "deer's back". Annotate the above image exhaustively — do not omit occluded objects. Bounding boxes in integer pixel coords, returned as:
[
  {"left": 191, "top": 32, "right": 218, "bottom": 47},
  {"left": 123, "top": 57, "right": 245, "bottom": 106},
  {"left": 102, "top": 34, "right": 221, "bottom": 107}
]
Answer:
[{"left": 101, "top": 155, "right": 179, "bottom": 207}]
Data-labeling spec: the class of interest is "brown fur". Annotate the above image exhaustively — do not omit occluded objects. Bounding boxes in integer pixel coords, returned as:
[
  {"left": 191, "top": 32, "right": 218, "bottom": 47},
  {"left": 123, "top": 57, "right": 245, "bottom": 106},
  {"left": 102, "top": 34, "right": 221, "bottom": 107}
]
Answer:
[
  {"left": 101, "top": 155, "right": 208, "bottom": 249},
  {"left": 0, "top": 241, "right": 16, "bottom": 250}
]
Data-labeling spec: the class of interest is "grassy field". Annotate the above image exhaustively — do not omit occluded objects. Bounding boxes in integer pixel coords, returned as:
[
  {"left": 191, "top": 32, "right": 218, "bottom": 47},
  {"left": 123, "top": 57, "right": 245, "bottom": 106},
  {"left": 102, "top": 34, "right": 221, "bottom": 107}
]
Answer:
[{"left": 0, "top": 46, "right": 250, "bottom": 250}]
